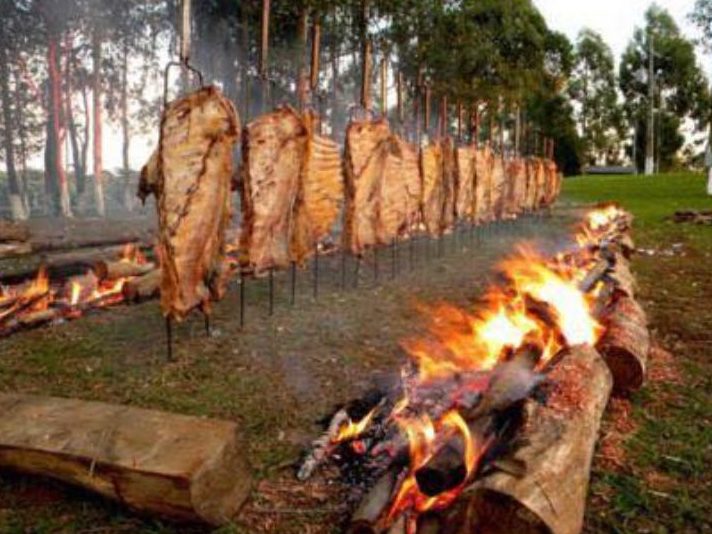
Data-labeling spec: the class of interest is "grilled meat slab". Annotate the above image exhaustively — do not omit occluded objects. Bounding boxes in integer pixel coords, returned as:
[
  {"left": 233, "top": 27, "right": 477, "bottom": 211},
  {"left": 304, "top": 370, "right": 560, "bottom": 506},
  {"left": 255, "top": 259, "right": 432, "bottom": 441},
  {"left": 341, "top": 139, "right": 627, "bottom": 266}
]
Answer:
[
  {"left": 140, "top": 86, "right": 240, "bottom": 321},
  {"left": 291, "top": 112, "right": 344, "bottom": 264},
  {"left": 455, "top": 146, "right": 476, "bottom": 221},
  {"left": 240, "top": 106, "right": 308, "bottom": 273},
  {"left": 343, "top": 119, "right": 391, "bottom": 254},
  {"left": 421, "top": 141, "right": 445, "bottom": 236}
]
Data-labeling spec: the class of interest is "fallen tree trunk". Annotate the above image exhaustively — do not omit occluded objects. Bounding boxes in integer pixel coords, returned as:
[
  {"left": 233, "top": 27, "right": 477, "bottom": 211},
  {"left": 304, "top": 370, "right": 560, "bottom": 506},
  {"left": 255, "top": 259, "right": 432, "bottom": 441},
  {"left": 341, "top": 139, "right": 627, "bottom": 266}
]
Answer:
[
  {"left": 121, "top": 268, "right": 161, "bottom": 303},
  {"left": 445, "top": 345, "right": 612, "bottom": 534},
  {"left": 0, "top": 394, "right": 252, "bottom": 526},
  {"left": 93, "top": 259, "right": 156, "bottom": 281},
  {"left": 597, "top": 295, "right": 649, "bottom": 395}
]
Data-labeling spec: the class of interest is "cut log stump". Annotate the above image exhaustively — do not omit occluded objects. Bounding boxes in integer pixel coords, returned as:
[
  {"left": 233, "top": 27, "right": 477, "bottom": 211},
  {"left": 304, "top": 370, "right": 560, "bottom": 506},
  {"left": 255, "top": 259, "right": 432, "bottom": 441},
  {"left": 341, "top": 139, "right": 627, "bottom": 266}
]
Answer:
[
  {"left": 0, "top": 394, "right": 252, "bottom": 525},
  {"left": 445, "top": 345, "right": 612, "bottom": 534}
]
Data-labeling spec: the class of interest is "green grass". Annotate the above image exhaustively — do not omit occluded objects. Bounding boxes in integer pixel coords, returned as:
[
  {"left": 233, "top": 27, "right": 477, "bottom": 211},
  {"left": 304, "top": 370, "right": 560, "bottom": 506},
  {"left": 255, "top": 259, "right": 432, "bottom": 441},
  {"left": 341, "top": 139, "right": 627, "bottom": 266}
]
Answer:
[
  {"left": 563, "top": 173, "right": 712, "bottom": 249},
  {"left": 564, "top": 174, "right": 712, "bottom": 534}
]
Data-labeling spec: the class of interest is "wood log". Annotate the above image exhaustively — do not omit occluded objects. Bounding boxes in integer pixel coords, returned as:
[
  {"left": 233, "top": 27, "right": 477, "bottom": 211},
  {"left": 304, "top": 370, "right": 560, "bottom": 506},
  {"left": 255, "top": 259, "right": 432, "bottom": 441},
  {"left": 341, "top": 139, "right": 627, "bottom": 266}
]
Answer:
[
  {"left": 93, "top": 259, "right": 156, "bottom": 281},
  {"left": 0, "top": 394, "right": 252, "bottom": 526},
  {"left": 597, "top": 295, "right": 649, "bottom": 395},
  {"left": 447, "top": 345, "right": 612, "bottom": 534},
  {"left": 607, "top": 254, "right": 635, "bottom": 298},
  {"left": 347, "top": 468, "right": 398, "bottom": 534},
  {"left": 0, "top": 220, "right": 30, "bottom": 242},
  {"left": 0, "top": 241, "right": 32, "bottom": 258},
  {"left": 0, "top": 245, "right": 150, "bottom": 286},
  {"left": 121, "top": 268, "right": 161, "bottom": 303}
]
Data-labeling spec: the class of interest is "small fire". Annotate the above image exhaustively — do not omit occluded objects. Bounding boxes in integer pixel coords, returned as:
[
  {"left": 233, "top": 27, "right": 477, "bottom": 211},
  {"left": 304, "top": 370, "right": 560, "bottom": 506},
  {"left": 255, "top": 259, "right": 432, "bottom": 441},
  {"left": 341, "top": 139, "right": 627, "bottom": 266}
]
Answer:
[{"left": 69, "top": 282, "right": 81, "bottom": 306}]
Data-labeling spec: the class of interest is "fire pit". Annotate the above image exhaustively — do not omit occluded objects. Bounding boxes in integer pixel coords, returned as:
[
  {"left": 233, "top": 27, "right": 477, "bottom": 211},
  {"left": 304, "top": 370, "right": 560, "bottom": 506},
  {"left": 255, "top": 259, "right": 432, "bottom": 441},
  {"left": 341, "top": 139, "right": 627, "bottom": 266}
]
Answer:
[{"left": 297, "top": 205, "right": 647, "bottom": 534}]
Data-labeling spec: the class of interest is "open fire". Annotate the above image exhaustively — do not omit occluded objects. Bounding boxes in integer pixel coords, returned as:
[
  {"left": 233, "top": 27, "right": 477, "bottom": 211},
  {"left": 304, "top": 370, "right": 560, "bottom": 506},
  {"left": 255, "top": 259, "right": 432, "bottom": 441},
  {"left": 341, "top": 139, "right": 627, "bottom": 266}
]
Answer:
[
  {"left": 297, "top": 205, "right": 635, "bottom": 534},
  {"left": 0, "top": 244, "right": 156, "bottom": 335}
]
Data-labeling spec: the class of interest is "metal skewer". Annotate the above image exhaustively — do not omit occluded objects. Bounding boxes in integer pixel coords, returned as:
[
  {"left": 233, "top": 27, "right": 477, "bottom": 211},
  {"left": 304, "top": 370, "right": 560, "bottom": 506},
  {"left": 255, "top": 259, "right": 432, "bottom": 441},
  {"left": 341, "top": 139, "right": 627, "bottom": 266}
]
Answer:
[{"left": 165, "top": 316, "right": 174, "bottom": 362}]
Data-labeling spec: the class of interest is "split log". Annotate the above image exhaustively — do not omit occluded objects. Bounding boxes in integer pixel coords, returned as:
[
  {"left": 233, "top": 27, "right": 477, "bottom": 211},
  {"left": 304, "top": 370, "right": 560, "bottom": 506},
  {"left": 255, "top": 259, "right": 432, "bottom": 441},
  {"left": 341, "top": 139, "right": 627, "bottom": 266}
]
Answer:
[
  {"left": 0, "top": 394, "right": 252, "bottom": 526},
  {"left": 121, "top": 269, "right": 161, "bottom": 303},
  {"left": 597, "top": 296, "right": 649, "bottom": 395},
  {"left": 447, "top": 345, "right": 612, "bottom": 534},
  {"left": 93, "top": 259, "right": 156, "bottom": 281}
]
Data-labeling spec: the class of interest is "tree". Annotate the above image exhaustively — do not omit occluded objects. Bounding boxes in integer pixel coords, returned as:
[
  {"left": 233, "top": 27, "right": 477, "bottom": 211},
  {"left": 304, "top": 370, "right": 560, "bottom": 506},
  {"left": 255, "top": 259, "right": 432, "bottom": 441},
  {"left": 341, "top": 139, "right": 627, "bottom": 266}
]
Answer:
[
  {"left": 620, "top": 5, "right": 709, "bottom": 172},
  {"left": 0, "top": 3, "right": 27, "bottom": 220},
  {"left": 569, "top": 29, "right": 623, "bottom": 165}
]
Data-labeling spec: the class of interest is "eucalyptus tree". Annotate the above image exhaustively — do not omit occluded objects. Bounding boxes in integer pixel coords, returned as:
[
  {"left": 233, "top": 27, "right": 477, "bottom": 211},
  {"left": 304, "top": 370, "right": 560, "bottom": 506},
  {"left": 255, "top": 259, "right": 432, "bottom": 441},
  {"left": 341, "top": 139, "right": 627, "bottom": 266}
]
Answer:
[
  {"left": 570, "top": 29, "right": 623, "bottom": 165},
  {"left": 620, "top": 5, "right": 709, "bottom": 171}
]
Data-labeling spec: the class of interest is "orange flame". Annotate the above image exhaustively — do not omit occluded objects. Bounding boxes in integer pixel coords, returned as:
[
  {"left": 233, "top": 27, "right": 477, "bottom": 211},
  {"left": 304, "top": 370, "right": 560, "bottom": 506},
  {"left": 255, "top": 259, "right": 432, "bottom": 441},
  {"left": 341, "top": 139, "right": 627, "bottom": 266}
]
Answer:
[{"left": 333, "top": 408, "right": 378, "bottom": 443}]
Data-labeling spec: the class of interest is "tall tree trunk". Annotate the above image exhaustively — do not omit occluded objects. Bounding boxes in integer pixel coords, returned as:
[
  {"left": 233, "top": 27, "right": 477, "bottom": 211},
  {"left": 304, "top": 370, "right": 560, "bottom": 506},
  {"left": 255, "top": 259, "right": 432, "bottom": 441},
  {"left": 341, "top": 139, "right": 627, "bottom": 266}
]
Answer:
[
  {"left": 0, "top": 34, "right": 27, "bottom": 220},
  {"left": 64, "top": 34, "right": 84, "bottom": 203},
  {"left": 92, "top": 29, "right": 105, "bottom": 217},
  {"left": 12, "top": 69, "right": 30, "bottom": 214},
  {"left": 80, "top": 83, "right": 89, "bottom": 184},
  {"left": 47, "top": 32, "right": 72, "bottom": 217},
  {"left": 120, "top": 41, "right": 133, "bottom": 212}
]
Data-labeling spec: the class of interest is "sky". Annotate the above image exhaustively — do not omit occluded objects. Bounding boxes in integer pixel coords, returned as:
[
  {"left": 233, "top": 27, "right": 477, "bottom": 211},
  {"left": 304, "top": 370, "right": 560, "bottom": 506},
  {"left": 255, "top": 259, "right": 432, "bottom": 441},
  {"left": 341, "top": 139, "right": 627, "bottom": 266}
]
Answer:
[
  {"left": 92, "top": 1, "right": 712, "bottom": 171},
  {"left": 534, "top": 0, "right": 709, "bottom": 74}
]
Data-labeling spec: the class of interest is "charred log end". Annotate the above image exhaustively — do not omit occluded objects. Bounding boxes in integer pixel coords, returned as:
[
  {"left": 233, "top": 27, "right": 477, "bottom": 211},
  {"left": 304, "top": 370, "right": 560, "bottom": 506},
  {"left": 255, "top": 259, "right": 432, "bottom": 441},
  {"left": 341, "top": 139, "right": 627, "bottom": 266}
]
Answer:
[
  {"left": 444, "top": 490, "right": 551, "bottom": 534},
  {"left": 414, "top": 436, "right": 468, "bottom": 497},
  {"left": 346, "top": 522, "right": 379, "bottom": 534}
]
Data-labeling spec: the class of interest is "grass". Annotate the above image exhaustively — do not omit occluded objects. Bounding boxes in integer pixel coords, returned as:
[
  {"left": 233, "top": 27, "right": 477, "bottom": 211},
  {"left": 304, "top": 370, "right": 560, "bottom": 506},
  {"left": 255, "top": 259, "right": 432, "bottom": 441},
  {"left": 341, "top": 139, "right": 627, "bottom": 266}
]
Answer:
[
  {"left": 0, "top": 172, "right": 710, "bottom": 533},
  {"left": 562, "top": 173, "right": 712, "bottom": 534}
]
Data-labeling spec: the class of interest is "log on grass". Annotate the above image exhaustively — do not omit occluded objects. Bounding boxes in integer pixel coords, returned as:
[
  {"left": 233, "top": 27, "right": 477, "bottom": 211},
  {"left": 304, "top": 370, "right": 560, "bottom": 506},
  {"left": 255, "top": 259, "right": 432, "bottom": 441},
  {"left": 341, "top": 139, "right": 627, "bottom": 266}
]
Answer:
[
  {"left": 0, "top": 394, "right": 252, "bottom": 526},
  {"left": 446, "top": 344, "right": 612, "bottom": 534},
  {"left": 121, "top": 268, "right": 161, "bottom": 302},
  {"left": 93, "top": 259, "right": 156, "bottom": 281},
  {"left": 607, "top": 254, "right": 635, "bottom": 298},
  {"left": 597, "top": 295, "right": 649, "bottom": 395}
]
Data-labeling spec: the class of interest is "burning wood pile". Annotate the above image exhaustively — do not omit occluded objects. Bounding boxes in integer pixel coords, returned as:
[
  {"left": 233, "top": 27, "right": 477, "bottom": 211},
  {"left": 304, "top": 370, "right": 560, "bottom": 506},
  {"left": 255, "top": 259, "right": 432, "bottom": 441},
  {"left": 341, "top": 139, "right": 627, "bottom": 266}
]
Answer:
[
  {"left": 297, "top": 205, "right": 646, "bottom": 534},
  {"left": 0, "top": 244, "right": 158, "bottom": 336}
]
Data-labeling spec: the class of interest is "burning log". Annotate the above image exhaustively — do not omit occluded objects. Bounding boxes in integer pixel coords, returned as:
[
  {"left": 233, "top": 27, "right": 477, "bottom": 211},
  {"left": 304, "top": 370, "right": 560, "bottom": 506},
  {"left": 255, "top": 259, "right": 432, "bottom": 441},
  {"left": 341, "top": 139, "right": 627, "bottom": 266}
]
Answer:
[
  {"left": 0, "top": 393, "right": 252, "bottom": 526},
  {"left": 93, "top": 259, "right": 156, "bottom": 281},
  {"left": 414, "top": 347, "right": 543, "bottom": 498},
  {"left": 121, "top": 268, "right": 161, "bottom": 303},
  {"left": 450, "top": 345, "right": 612, "bottom": 534},
  {"left": 597, "top": 295, "right": 649, "bottom": 395}
]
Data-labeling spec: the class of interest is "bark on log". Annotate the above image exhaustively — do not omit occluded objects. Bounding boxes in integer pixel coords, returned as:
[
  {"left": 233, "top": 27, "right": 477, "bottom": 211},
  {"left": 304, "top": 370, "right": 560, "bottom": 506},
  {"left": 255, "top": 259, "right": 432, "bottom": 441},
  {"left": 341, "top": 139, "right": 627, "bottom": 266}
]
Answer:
[
  {"left": 607, "top": 254, "right": 635, "bottom": 298},
  {"left": 0, "top": 245, "right": 150, "bottom": 286},
  {"left": 347, "top": 468, "right": 398, "bottom": 534},
  {"left": 0, "top": 394, "right": 252, "bottom": 526},
  {"left": 447, "top": 345, "right": 612, "bottom": 534},
  {"left": 597, "top": 296, "right": 649, "bottom": 395},
  {"left": 121, "top": 268, "right": 161, "bottom": 303},
  {"left": 93, "top": 260, "right": 156, "bottom": 281},
  {"left": 0, "top": 241, "right": 32, "bottom": 258},
  {"left": 0, "top": 220, "right": 30, "bottom": 242}
]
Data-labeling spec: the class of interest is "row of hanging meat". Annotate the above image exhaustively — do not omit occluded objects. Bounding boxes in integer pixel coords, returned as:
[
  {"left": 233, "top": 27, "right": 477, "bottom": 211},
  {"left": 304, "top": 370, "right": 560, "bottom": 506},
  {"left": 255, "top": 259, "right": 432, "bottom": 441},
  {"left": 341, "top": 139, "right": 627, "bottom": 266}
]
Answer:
[{"left": 239, "top": 105, "right": 561, "bottom": 275}]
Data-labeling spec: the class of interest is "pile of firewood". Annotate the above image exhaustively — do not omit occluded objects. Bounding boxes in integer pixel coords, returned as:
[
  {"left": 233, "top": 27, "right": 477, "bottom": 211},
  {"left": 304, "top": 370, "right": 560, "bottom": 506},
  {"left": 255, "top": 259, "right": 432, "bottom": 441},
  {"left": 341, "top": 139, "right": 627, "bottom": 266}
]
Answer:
[{"left": 297, "top": 206, "right": 648, "bottom": 534}]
